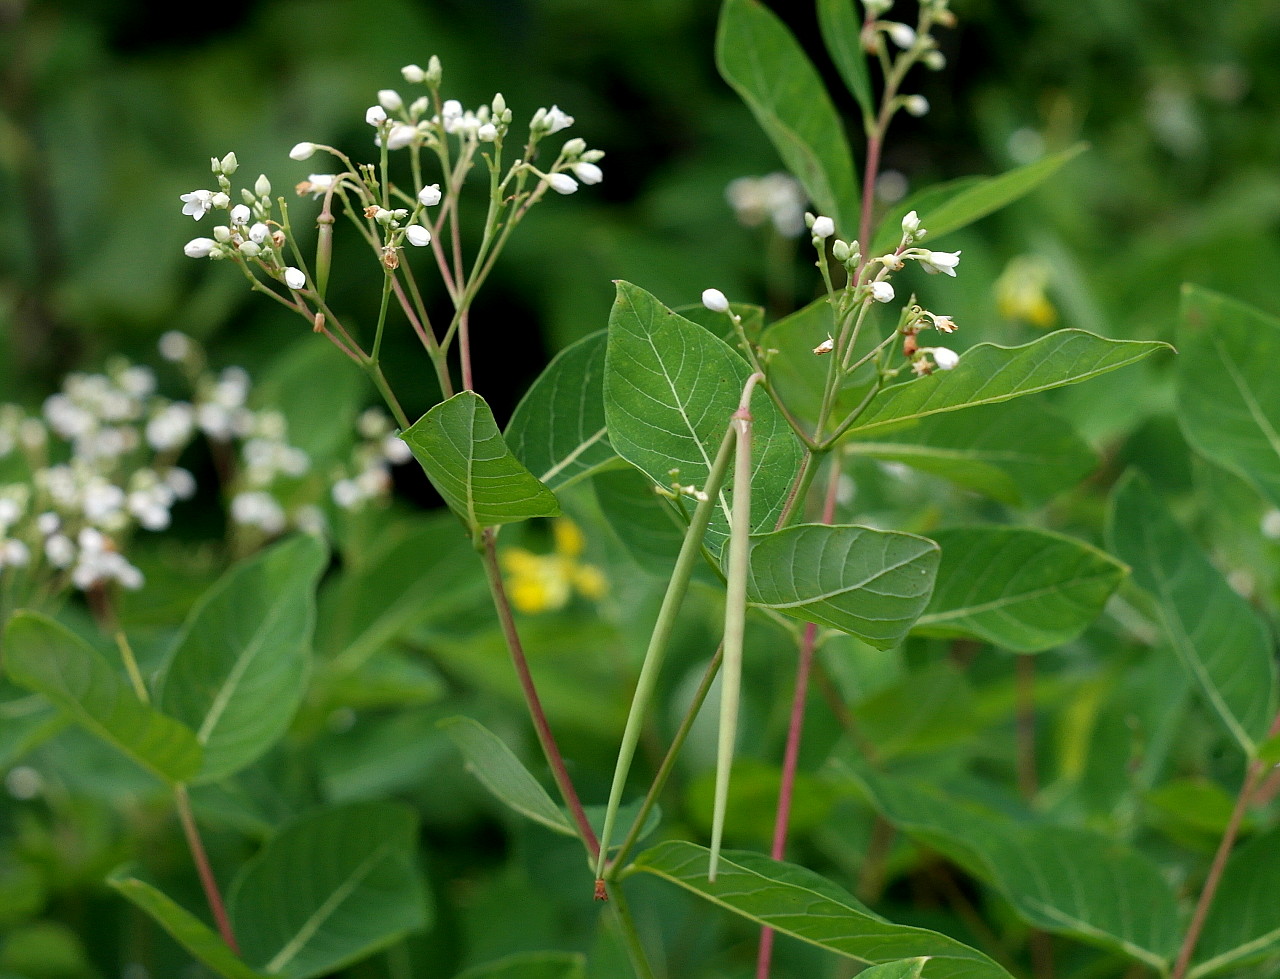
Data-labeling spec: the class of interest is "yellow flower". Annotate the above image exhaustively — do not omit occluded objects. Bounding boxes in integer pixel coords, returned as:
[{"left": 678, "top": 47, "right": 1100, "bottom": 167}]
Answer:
[
  {"left": 501, "top": 517, "right": 608, "bottom": 614},
  {"left": 995, "top": 255, "right": 1057, "bottom": 328}
]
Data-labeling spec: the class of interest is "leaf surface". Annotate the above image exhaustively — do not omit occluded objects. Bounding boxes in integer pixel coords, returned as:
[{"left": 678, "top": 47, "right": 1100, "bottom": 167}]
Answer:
[{"left": 1191, "top": 825, "right": 1280, "bottom": 977}]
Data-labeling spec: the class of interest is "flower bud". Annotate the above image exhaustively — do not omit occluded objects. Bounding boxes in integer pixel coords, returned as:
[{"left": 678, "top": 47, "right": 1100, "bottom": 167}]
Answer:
[
  {"left": 366, "top": 105, "right": 388, "bottom": 127},
  {"left": 903, "top": 95, "right": 930, "bottom": 117},
  {"left": 254, "top": 174, "right": 272, "bottom": 198},
  {"left": 931, "top": 346, "right": 960, "bottom": 370},
  {"left": 491, "top": 92, "right": 507, "bottom": 116},
  {"left": 426, "top": 56, "right": 443, "bottom": 86},
  {"left": 871, "top": 281, "right": 895, "bottom": 303},
  {"left": 211, "top": 191, "right": 230, "bottom": 209},
  {"left": 571, "top": 161, "right": 603, "bottom": 185},
  {"left": 832, "top": 240, "right": 852, "bottom": 264},
  {"left": 810, "top": 215, "right": 835, "bottom": 239},
  {"left": 863, "top": 0, "right": 893, "bottom": 15},
  {"left": 249, "top": 222, "right": 270, "bottom": 243},
  {"left": 378, "top": 89, "right": 403, "bottom": 111},
  {"left": 923, "top": 50, "right": 946, "bottom": 70},
  {"left": 219, "top": 151, "right": 239, "bottom": 175},
  {"left": 701, "top": 288, "right": 730, "bottom": 313},
  {"left": 418, "top": 183, "right": 442, "bottom": 207},
  {"left": 404, "top": 224, "right": 432, "bottom": 247},
  {"left": 402, "top": 64, "right": 425, "bottom": 83},
  {"left": 562, "top": 137, "right": 587, "bottom": 157},
  {"left": 184, "top": 237, "right": 217, "bottom": 258},
  {"left": 901, "top": 209, "right": 922, "bottom": 238},
  {"left": 230, "top": 204, "right": 251, "bottom": 225},
  {"left": 238, "top": 240, "right": 261, "bottom": 258},
  {"left": 386, "top": 124, "right": 417, "bottom": 150},
  {"left": 284, "top": 267, "right": 306, "bottom": 290},
  {"left": 477, "top": 122, "right": 498, "bottom": 142},
  {"left": 289, "top": 141, "right": 317, "bottom": 161},
  {"left": 213, "top": 225, "right": 232, "bottom": 242},
  {"left": 546, "top": 172, "right": 578, "bottom": 195}
]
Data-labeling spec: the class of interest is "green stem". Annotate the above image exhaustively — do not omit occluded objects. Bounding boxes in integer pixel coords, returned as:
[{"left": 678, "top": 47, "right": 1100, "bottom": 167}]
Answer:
[
  {"left": 608, "top": 880, "right": 659, "bottom": 979},
  {"left": 365, "top": 362, "right": 410, "bottom": 430}
]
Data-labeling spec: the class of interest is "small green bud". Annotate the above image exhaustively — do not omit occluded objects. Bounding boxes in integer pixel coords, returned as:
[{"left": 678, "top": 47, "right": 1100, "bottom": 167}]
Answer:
[
  {"left": 254, "top": 174, "right": 272, "bottom": 198},
  {"left": 220, "top": 151, "right": 239, "bottom": 175},
  {"left": 426, "top": 55, "right": 442, "bottom": 86},
  {"left": 491, "top": 92, "right": 507, "bottom": 116}
]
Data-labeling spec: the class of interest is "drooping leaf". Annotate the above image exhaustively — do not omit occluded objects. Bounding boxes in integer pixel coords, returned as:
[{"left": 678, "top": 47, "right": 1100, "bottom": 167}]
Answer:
[
  {"left": 229, "top": 802, "right": 430, "bottom": 979},
  {"left": 839, "top": 331, "right": 1170, "bottom": 440},
  {"left": 1176, "top": 284, "right": 1280, "bottom": 509},
  {"left": 1107, "top": 471, "right": 1277, "bottom": 755},
  {"left": 438, "top": 716, "right": 573, "bottom": 836},
  {"left": 401, "top": 391, "right": 561, "bottom": 532},
  {"left": 871, "top": 145, "right": 1089, "bottom": 254},
  {"left": 159, "top": 535, "right": 327, "bottom": 783},
  {"left": 817, "top": 0, "right": 874, "bottom": 122},
  {"left": 630, "top": 841, "right": 1014, "bottom": 978},
  {"left": 107, "top": 871, "right": 267, "bottom": 979},
  {"left": 455, "top": 952, "right": 587, "bottom": 979},
  {"left": 912, "top": 527, "right": 1127, "bottom": 652},
  {"left": 716, "top": 0, "right": 858, "bottom": 236},
  {"left": 506, "top": 330, "right": 622, "bottom": 491},
  {"left": 603, "top": 281, "right": 803, "bottom": 559},
  {"left": 1191, "top": 825, "right": 1280, "bottom": 978},
  {"left": 4, "top": 611, "right": 201, "bottom": 784},
  {"left": 744, "top": 524, "right": 939, "bottom": 649},
  {"left": 849, "top": 399, "right": 1098, "bottom": 507}
]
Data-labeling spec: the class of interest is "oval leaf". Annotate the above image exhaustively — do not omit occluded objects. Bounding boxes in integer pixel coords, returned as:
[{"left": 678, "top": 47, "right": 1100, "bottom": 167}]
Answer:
[
  {"left": 229, "top": 802, "right": 430, "bottom": 979},
  {"left": 629, "top": 840, "right": 1014, "bottom": 979},
  {"left": 745, "top": 524, "right": 940, "bottom": 649},
  {"left": 839, "top": 331, "right": 1170, "bottom": 440},
  {"left": 159, "top": 535, "right": 327, "bottom": 782},
  {"left": 1176, "top": 284, "right": 1280, "bottom": 509},
  {"left": 4, "top": 611, "right": 202, "bottom": 784},
  {"left": 1106, "top": 470, "right": 1277, "bottom": 755},
  {"left": 913, "top": 527, "right": 1127, "bottom": 652},
  {"left": 716, "top": 0, "right": 858, "bottom": 235},
  {"left": 1191, "top": 825, "right": 1280, "bottom": 978}
]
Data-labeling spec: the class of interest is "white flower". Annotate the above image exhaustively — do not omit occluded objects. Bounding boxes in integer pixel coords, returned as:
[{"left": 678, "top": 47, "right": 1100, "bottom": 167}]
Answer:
[
  {"left": 725, "top": 173, "right": 807, "bottom": 238},
  {"left": 903, "top": 95, "right": 930, "bottom": 117},
  {"left": 440, "top": 99, "right": 463, "bottom": 132},
  {"left": 701, "top": 288, "right": 730, "bottom": 313},
  {"left": 533, "top": 105, "right": 574, "bottom": 135},
  {"left": 418, "top": 183, "right": 442, "bottom": 207},
  {"left": 477, "top": 123, "right": 498, "bottom": 142},
  {"left": 165, "top": 467, "right": 197, "bottom": 499},
  {"left": 919, "top": 249, "right": 961, "bottom": 276},
  {"left": 366, "top": 105, "right": 388, "bottom": 127},
  {"left": 289, "top": 141, "right": 317, "bottom": 161},
  {"left": 404, "top": 225, "right": 432, "bottom": 247},
  {"left": 901, "top": 209, "right": 922, "bottom": 238},
  {"left": 383, "top": 435, "right": 412, "bottom": 464},
  {"left": 45, "top": 534, "right": 74, "bottom": 568},
  {"left": 180, "top": 189, "right": 213, "bottom": 220},
  {"left": 146, "top": 403, "right": 195, "bottom": 451},
  {"left": 229, "top": 204, "right": 251, "bottom": 225},
  {"left": 231, "top": 491, "right": 286, "bottom": 535},
  {"left": 0, "top": 539, "right": 31, "bottom": 568},
  {"left": 930, "top": 313, "right": 958, "bottom": 333},
  {"left": 36, "top": 511, "right": 59, "bottom": 536},
  {"left": 158, "top": 331, "right": 192, "bottom": 362},
  {"left": 284, "top": 267, "right": 306, "bottom": 290},
  {"left": 870, "top": 281, "right": 895, "bottom": 303},
  {"left": 332, "top": 478, "right": 362, "bottom": 510},
  {"left": 249, "top": 222, "right": 270, "bottom": 244},
  {"left": 401, "top": 64, "right": 425, "bottom": 83},
  {"left": 929, "top": 346, "right": 960, "bottom": 370},
  {"left": 385, "top": 123, "right": 417, "bottom": 150},
  {"left": 184, "top": 237, "right": 217, "bottom": 258},
  {"left": 378, "top": 89, "right": 403, "bottom": 111},
  {"left": 571, "top": 161, "right": 603, "bottom": 185},
  {"left": 811, "top": 215, "right": 835, "bottom": 239},
  {"left": 546, "top": 173, "right": 578, "bottom": 195},
  {"left": 886, "top": 22, "right": 917, "bottom": 48}
]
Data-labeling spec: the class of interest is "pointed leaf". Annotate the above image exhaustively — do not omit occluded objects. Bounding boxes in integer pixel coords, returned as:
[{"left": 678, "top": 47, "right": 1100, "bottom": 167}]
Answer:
[
  {"left": 1190, "top": 825, "right": 1280, "bottom": 978},
  {"left": 856, "top": 962, "right": 931, "bottom": 979},
  {"left": 817, "top": 0, "right": 874, "bottom": 121},
  {"left": 629, "top": 841, "right": 1015, "bottom": 978},
  {"left": 108, "top": 871, "right": 267, "bottom": 979},
  {"left": 229, "top": 802, "right": 429, "bottom": 979},
  {"left": 913, "top": 527, "right": 1127, "bottom": 652},
  {"left": 506, "top": 331, "right": 621, "bottom": 491},
  {"left": 871, "top": 145, "right": 1088, "bottom": 254},
  {"left": 1176, "top": 285, "right": 1280, "bottom": 509},
  {"left": 159, "top": 535, "right": 327, "bottom": 782},
  {"left": 839, "top": 331, "right": 1170, "bottom": 440},
  {"left": 745, "top": 524, "right": 939, "bottom": 649},
  {"left": 1107, "top": 471, "right": 1276, "bottom": 754},
  {"left": 401, "top": 391, "right": 561, "bottom": 532},
  {"left": 716, "top": 0, "right": 858, "bottom": 235},
  {"left": 456, "top": 952, "right": 587, "bottom": 979},
  {"left": 4, "top": 611, "right": 201, "bottom": 784},
  {"left": 438, "top": 716, "right": 573, "bottom": 836},
  {"left": 849, "top": 400, "right": 1098, "bottom": 507},
  {"left": 604, "top": 281, "right": 803, "bottom": 559}
]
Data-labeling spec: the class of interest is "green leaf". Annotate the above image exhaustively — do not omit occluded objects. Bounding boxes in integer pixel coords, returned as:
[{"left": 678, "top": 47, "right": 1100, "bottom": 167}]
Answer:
[
  {"left": 716, "top": 0, "right": 858, "bottom": 236},
  {"left": 438, "top": 716, "right": 573, "bottom": 836},
  {"left": 1176, "top": 284, "right": 1280, "bottom": 508},
  {"left": 1190, "top": 825, "right": 1280, "bottom": 978},
  {"left": 506, "top": 331, "right": 621, "bottom": 491},
  {"left": 159, "top": 535, "right": 327, "bottom": 782},
  {"left": 912, "top": 527, "right": 1127, "bottom": 652},
  {"left": 629, "top": 841, "right": 1014, "bottom": 978},
  {"left": 849, "top": 400, "right": 1098, "bottom": 507},
  {"left": 229, "top": 802, "right": 430, "bottom": 979},
  {"left": 107, "top": 871, "right": 267, "bottom": 979},
  {"left": 455, "top": 952, "right": 586, "bottom": 979},
  {"left": 745, "top": 524, "right": 939, "bottom": 649},
  {"left": 1256, "top": 731, "right": 1280, "bottom": 766},
  {"left": 4, "top": 611, "right": 201, "bottom": 784},
  {"left": 817, "top": 0, "right": 874, "bottom": 121},
  {"left": 756, "top": 297, "right": 839, "bottom": 426},
  {"left": 856, "top": 961, "right": 932, "bottom": 979},
  {"left": 604, "top": 281, "right": 803, "bottom": 559},
  {"left": 840, "top": 331, "right": 1170, "bottom": 440},
  {"left": 871, "top": 145, "right": 1088, "bottom": 253},
  {"left": 252, "top": 338, "right": 368, "bottom": 462},
  {"left": 402, "top": 391, "right": 561, "bottom": 532},
  {"left": 1107, "top": 471, "right": 1277, "bottom": 755}
]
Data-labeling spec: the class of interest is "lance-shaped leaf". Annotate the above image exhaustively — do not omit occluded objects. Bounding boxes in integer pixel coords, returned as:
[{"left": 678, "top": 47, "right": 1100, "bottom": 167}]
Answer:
[
  {"left": 438, "top": 716, "right": 573, "bottom": 835},
  {"left": 1190, "top": 825, "right": 1280, "bottom": 978},
  {"left": 845, "top": 766, "right": 1180, "bottom": 972},
  {"left": 1107, "top": 471, "right": 1276, "bottom": 755},
  {"left": 402, "top": 391, "right": 560, "bottom": 532},
  {"left": 871, "top": 145, "right": 1088, "bottom": 254},
  {"left": 506, "top": 331, "right": 621, "bottom": 491},
  {"left": 4, "top": 611, "right": 201, "bottom": 784},
  {"left": 817, "top": 0, "right": 873, "bottom": 121},
  {"left": 849, "top": 399, "right": 1098, "bottom": 507},
  {"left": 108, "top": 871, "right": 267, "bottom": 979},
  {"left": 1176, "top": 285, "right": 1280, "bottom": 509},
  {"left": 229, "top": 802, "right": 430, "bottom": 979},
  {"left": 716, "top": 0, "right": 859, "bottom": 236},
  {"left": 604, "top": 281, "right": 802, "bottom": 559},
  {"left": 912, "top": 527, "right": 1127, "bottom": 652},
  {"left": 839, "top": 331, "right": 1170, "bottom": 440},
  {"left": 745, "top": 524, "right": 939, "bottom": 649},
  {"left": 629, "top": 841, "right": 1014, "bottom": 979},
  {"left": 159, "top": 535, "right": 327, "bottom": 783}
]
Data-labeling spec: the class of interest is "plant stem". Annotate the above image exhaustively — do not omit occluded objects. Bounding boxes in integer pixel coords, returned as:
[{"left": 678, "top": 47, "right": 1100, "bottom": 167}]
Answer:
[
  {"left": 608, "top": 880, "right": 659, "bottom": 979},
  {"left": 1016, "top": 653, "right": 1039, "bottom": 801},
  {"left": 1170, "top": 708, "right": 1280, "bottom": 979},
  {"left": 174, "top": 785, "right": 239, "bottom": 955},
  {"left": 479, "top": 529, "right": 600, "bottom": 863}
]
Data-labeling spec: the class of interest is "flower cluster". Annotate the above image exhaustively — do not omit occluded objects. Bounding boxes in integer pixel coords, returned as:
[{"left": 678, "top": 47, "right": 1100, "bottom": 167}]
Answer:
[
  {"left": 859, "top": 0, "right": 956, "bottom": 119},
  {"left": 501, "top": 518, "right": 608, "bottom": 615},
  {"left": 725, "top": 173, "right": 807, "bottom": 237}
]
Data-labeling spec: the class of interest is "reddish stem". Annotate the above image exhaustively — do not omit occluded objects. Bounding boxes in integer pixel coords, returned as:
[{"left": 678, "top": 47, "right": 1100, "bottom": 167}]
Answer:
[{"left": 174, "top": 787, "right": 239, "bottom": 955}]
